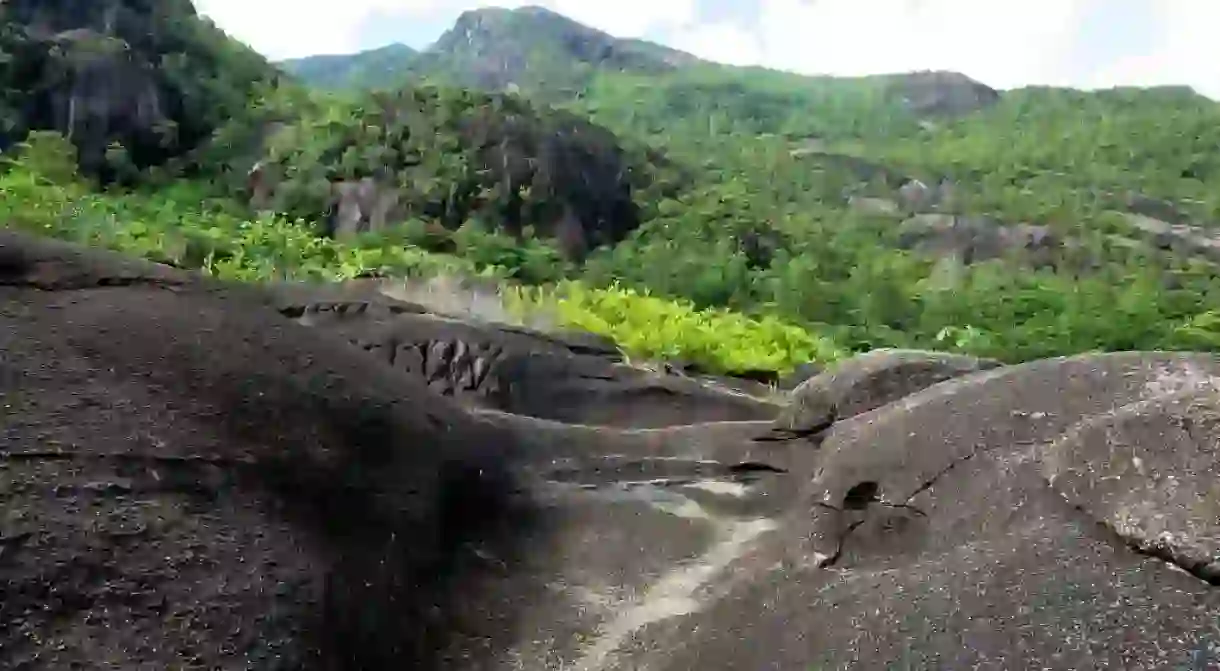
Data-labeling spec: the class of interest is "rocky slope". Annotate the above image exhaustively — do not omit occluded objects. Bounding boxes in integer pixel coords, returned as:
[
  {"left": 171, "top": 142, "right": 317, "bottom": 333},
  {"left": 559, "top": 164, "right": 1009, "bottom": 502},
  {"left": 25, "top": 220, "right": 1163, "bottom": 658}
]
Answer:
[
  {"left": 0, "top": 0, "right": 274, "bottom": 179},
  {"left": 243, "top": 84, "right": 673, "bottom": 261},
  {"left": 1, "top": 0, "right": 681, "bottom": 262},
  {"left": 272, "top": 7, "right": 1220, "bottom": 275},
  {"left": 7, "top": 226, "right": 1220, "bottom": 670}
]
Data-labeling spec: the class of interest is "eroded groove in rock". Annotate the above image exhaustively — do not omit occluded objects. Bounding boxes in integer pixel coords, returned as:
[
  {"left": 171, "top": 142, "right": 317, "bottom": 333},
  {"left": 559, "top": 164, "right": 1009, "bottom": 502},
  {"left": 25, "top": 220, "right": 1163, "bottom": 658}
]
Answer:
[
  {"left": 271, "top": 289, "right": 781, "bottom": 427},
  {"left": 726, "top": 461, "right": 788, "bottom": 475}
]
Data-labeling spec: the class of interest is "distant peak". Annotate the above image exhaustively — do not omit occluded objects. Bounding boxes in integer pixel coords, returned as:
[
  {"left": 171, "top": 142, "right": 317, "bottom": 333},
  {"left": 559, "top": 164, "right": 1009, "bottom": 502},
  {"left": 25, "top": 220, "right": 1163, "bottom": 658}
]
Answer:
[{"left": 453, "top": 4, "right": 587, "bottom": 27}]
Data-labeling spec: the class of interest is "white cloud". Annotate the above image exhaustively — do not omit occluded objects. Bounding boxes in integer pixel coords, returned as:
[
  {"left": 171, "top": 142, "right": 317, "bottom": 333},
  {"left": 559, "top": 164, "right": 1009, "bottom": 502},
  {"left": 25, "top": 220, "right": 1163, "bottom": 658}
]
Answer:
[
  {"left": 195, "top": 0, "right": 407, "bottom": 58},
  {"left": 742, "top": 0, "right": 1090, "bottom": 89},
  {"left": 1082, "top": 1, "right": 1220, "bottom": 97},
  {"left": 546, "top": 0, "right": 698, "bottom": 39},
  {"left": 195, "top": 0, "right": 1219, "bottom": 96},
  {"left": 669, "top": 21, "right": 764, "bottom": 66}
]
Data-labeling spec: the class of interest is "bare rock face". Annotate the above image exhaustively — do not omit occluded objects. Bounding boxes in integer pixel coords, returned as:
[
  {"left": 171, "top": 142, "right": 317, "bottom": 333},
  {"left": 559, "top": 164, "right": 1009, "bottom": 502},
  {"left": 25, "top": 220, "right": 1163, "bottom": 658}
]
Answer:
[
  {"left": 897, "top": 213, "right": 1061, "bottom": 266},
  {"left": 1, "top": 0, "right": 270, "bottom": 177},
  {"left": 1043, "top": 388, "right": 1220, "bottom": 582},
  {"left": 265, "top": 279, "right": 780, "bottom": 428},
  {"left": 618, "top": 352, "right": 1220, "bottom": 670},
  {"left": 883, "top": 70, "right": 1001, "bottom": 118},
  {"left": 0, "top": 230, "right": 537, "bottom": 670},
  {"left": 7, "top": 230, "right": 1220, "bottom": 671}
]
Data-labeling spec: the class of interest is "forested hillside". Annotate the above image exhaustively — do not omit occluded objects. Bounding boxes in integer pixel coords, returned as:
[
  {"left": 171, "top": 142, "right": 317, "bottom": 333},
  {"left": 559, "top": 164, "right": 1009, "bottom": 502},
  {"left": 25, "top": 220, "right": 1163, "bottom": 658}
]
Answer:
[{"left": 6, "top": 0, "right": 1220, "bottom": 374}]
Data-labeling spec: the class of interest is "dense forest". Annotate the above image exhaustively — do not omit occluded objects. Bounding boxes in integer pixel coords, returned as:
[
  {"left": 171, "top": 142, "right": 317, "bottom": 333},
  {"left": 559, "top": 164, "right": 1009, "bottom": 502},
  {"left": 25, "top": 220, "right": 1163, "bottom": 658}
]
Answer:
[{"left": 7, "top": 0, "right": 1220, "bottom": 375}]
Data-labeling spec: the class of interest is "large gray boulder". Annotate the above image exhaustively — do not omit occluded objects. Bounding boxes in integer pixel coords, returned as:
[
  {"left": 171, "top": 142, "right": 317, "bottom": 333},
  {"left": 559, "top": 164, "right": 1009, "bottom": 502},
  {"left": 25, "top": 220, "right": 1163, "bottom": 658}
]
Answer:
[
  {"left": 0, "top": 230, "right": 533, "bottom": 670},
  {"left": 6, "top": 229, "right": 1220, "bottom": 670},
  {"left": 623, "top": 352, "right": 1220, "bottom": 670},
  {"left": 897, "top": 213, "right": 1061, "bottom": 266}
]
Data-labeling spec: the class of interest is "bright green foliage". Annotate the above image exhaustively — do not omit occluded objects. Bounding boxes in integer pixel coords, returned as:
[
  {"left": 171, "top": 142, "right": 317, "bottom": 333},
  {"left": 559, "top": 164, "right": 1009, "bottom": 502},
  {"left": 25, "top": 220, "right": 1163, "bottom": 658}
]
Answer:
[
  {"left": 12, "top": 2, "right": 1220, "bottom": 374},
  {"left": 1, "top": 132, "right": 839, "bottom": 375},
  {"left": 858, "top": 86, "right": 1220, "bottom": 221},
  {"left": 279, "top": 43, "right": 418, "bottom": 91},
  {"left": 237, "top": 83, "right": 669, "bottom": 258},
  {"left": 0, "top": 133, "right": 465, "bottom": 282},
  {"left": 516, "top": 281, "right": 844, "bottom": 373}
]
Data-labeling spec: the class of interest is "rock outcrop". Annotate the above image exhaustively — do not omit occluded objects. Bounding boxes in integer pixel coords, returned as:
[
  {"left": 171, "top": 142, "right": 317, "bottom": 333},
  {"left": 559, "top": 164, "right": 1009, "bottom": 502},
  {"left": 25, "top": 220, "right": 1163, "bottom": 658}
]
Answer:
[
  {"left": 262, "top": 278, "right": 780, "bottom": 427},
  {"left": 0, "top": 230, "right": 535, "bottom": 669},
  {"left": 5, "top": 229, "right": 1220, "bottom": 670},
  {"left": 644, "top": 351, "right": 1220, "bottom": 670},
  {"left": 897, "top": 213, "right": 1061, "bottom": 266},
  {"left": 0, "top": 0, "right": 272, "bottom": 177},
  {"left": 250, "top": 85, "right": 664, "bottom": 261},
  {"left": 882, "top": 70, "right": 1001, "bottom": 118}
]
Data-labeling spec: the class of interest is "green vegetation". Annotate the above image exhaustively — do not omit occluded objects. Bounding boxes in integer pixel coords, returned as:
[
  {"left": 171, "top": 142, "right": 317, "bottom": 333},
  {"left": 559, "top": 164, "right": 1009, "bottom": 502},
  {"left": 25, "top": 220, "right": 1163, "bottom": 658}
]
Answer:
[
  {"left": 0, "top": 0, "right": 274, "bottom": 177},
  {"left": 280, "top": 43, "right": 418, "bottom": 91},
  {"left": 3, "top": 131, "right": 835, "bottom": 374},
  {"left": 7, "top": 1, "right": 1220, "bottom": 377},
  {"left": 278, "top": 6, "right": 696, "bottom": 95}
]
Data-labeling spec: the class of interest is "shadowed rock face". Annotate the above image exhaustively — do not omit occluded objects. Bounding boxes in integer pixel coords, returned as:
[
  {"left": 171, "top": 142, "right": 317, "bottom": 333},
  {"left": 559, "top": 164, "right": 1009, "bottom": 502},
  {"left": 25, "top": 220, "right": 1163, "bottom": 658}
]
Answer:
[
  {"left": 0, "top": 231, "right": 541, "bottom": 669},
  {"left": 5, "top": 229, "right": 1220, "bottom": 670},
  {"left": 1, "top": 0, "right": 270, "bottom": 177},
  {"left": 263, "top": 279, "right": 780, "bottom": 428}
]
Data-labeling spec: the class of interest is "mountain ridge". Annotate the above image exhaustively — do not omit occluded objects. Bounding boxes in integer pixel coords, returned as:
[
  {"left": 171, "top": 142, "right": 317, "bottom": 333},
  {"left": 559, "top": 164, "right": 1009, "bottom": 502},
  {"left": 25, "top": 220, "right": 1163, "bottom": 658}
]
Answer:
[{"left": 279, "top": 4, "right": 707, "bottom": 94}]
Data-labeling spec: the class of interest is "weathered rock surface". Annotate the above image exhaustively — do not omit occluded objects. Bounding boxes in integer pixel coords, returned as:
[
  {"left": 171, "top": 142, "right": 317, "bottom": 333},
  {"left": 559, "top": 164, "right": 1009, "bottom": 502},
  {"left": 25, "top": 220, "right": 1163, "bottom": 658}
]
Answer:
[
  {"left": 265, "top": 279, "right": 780, "bottom": 428},
  {"left": 882, "top": 70, "right": 1001, "bottom": 118},
  {"left": 1121, "top": 211, "right": 1220, "bottom": 265},
  {"left": 897, "top": 213, "right": 1062, "bottom": 266},
  {"left": 770, "top": 348, "right": 1002, "bottom": 438},
  {"left": 1042, "top": 388, "right": 1220, "bottom": 583},
  {"left": 627, "top": 352, "right": 1220, "bottom": 671},
  {"left": 6, "top": 230, "right": 1220, "bottom": 671},
  {"left": 0, "top": 230, "right": 537, "bottom": 670}
]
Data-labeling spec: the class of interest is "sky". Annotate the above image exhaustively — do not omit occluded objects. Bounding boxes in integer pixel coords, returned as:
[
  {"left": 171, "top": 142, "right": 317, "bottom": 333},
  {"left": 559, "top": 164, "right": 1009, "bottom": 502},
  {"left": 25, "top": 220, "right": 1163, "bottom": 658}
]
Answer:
[{"left": 195, "top": 0, "right": 1220, "bottom": 98}]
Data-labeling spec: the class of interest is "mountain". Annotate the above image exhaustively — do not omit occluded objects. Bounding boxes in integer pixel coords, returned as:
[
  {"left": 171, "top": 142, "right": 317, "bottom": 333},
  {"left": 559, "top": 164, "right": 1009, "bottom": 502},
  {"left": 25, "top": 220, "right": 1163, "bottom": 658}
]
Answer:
[
  {"left": 279, "top": 43, "right": 418, "bottom": 91},
  {"left": 278, "top": 5, "right": 702, "bottom": 95},
  {"left": 276, "top": 6, "right": 1004, "bottom": 134},
  {"left": 8, "top": 0, "right": 1220, "bottom": 370},
  {"left": 413, "top": 5, "right": 700, "bottom": 92}
]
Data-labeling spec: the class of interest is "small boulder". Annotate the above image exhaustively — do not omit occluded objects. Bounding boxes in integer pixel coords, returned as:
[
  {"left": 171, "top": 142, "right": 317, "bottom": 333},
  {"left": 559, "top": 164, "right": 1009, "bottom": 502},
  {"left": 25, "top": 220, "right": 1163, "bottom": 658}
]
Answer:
[{"left": 768, "top": 349, "right": 1003, "bottom": 438}]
